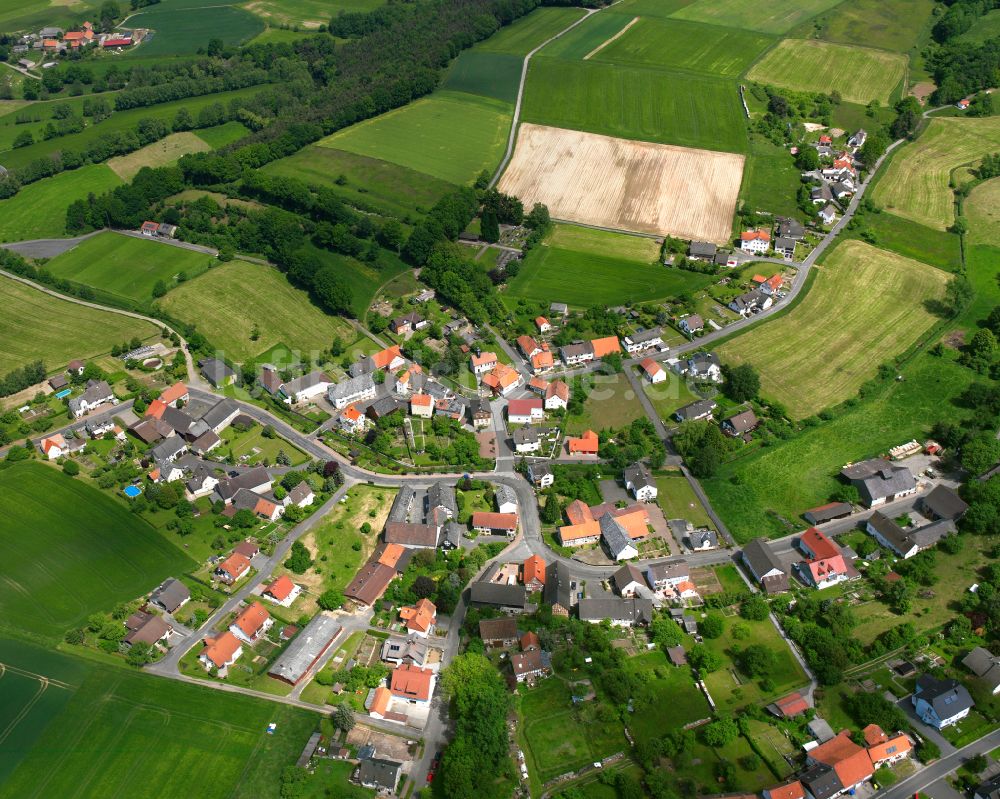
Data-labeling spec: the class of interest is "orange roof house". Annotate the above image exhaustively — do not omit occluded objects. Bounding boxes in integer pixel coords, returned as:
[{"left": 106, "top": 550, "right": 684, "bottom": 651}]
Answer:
[
  {"left": 216, "top": 552, "right": 251, "bottom": 583},
  {"left": 531, "top": 351, "right": 554, "bottom": 371},
  {"left": 535, "top": 316, "right": 550, "bottom": 331},
  {"left": 520, "top": 631, "right": 540, "bottom": 651},
  {"left": 565, "top": 499, "right": 593, "bottom": 526},
  {"left": 378, "top": 543, "right": 405, "bottom": 569},
  {"left": 231, "top": 601, "right": 271, "bottom": 641},
  {"left": 200, "top": 631, "right": 242, "bottom": 670},
  {"left": 410, "top": 393, "right": 432, "bottom": 411},
  {"left": 264, "top": 575, "right": 297, "bottom": 603},
  {"left": 390, "top": 663, "right": 434, "bottom": 702},
  {"left": 159, "top": 382, "right": 189, "bottom": 406},
  {"left": 769, "top": 691, "right": 810, "bottom": 718},
  {"left": 764, "top": 781, "right": 805, "bottom": 799},
  {"left": 368, "top": 685, "right": 392, "bottom": 717},
  {"left": 372, "top": 344, "right": 403, "bottom": 370},
  {"left": 342, "top": 404, "right": 364, "bottom": 423},
  {"left": 472, "top": 512, "right": 518, "bottom": 533},
  {"left": 471, "top": 351, "right": 498, "bottom": 370},
  {"left": 528, "top": 376, "right": 550, "bottom": 394},
  {"left": 867, "top": 731, "right": 912, "bottom": 767},
  {"left": 41, "top": 433, "right": 67, "bottom": 458},
  {"left": 740, "top": 229, "right": 771, "bottom": 242},
  {"left": 516, "top": 335, "right": 540, "bottom": 358},
  {"left": 567, "top": 429, "right": 599, "bottom": 455},
  {"left": 863, "top": 724, "right": 887, "bottom": 746},
  {"left": 399, "top": 598, "right": 436, "bottom": 634},
  {"left": 482, "top": 363, "right": 521, "bottom": 394},
  {"left": 145, "top": 398, "right": 168, "bottom": 419},
  {"left": 522, "top": 555, "right": 546, "bottom": 588},
  {"left": 591, "top": 336, "right": 621, "bottom": 358},
  {"left": 640, "top": 358, "right": 664, "bottom": 380},
  {"left": 807, "top": 730, "right": 874, "bottom": 791}
]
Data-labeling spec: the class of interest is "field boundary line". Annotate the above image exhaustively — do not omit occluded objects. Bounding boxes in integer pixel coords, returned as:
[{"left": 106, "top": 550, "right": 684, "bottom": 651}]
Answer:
[
  {"left": 489, "top": 6, "right": 603, "bottom": 187},
  {"left": 582, "top": 15, "right": 638, "bottom": 60}
]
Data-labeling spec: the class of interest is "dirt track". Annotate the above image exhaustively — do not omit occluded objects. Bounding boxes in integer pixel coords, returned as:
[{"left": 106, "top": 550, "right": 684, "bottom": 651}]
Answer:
[{"left": 498, "top": 123, "right": 744, "bottom": 243}]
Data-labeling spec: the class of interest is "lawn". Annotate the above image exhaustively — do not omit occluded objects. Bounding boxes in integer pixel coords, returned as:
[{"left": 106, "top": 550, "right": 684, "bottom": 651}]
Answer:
[
  {"left": 158, "top": 259, "right": 356, "bottom": 361},
  {"left": 593, "top": 17, "right": 776, "bottom": 78},
  {"left": 264, "top": 146, "right": 455, "bottom": 219},
  {"left": 872, "top": 116, "right": 1000, "bottom": 231},
  {"left": 702, "top": 350, "right": 979, "bottom": 541},
  {"left": 0, "top": 659, "right": 316, "bottom": 799},
  {"left": 219, "top": 424, "right": 309, "bottom": 467},
  {"left": 507, "top": 238, "right": 715, "bottom": 308},
  {"left": 670, "top": 0, "right": 845, "bottom": 35},
  {"left": 547, "top": 223, "right": 662, "bottom": 262},
  {"left": 479, "top": 6, "right": 587, "bottom": 55},
  {"left": 818, "top": 0, "right": 937, "bottom": 52},
  {"left": 0, "top": 88, "right": 266, "bottom": 170},
  {"left": 701, "top": 614, "right": 809, "bottom": 712},
  {"left": 0, "top": 275, "right": 159, "bottom": 374},
  {"left": 125, "top": 4, "right": 265, "bottom": 56},
  {"left": 318, "top": 90, "right": 512, "bottom": 185},
  {"left": 194, "top": 121, "right": 250, "bottom": 149},
  {"left": 656, "top": 471, "right": 715, "bottom": 529},
  {"left": 627, "top": 650, "right": 711, "bottom": 745},
  {"left": 642, "top": 371, "right": 701, "bottom": 422},
  {"left": 956, "top": 7, "right": 1000, "bottom": 44},
  {"left": 107, "top": 132, "right": 210, "bottom": 180},
  {"left": 522, "top": 59, "right": 748, "bottom": 154},
  {"left": 0, "top": 165, "right": 122, "bottom": 242},
  {"left": 739, "top": 137, "right": 804, "bottom": 219},
  {"left": 747, "top": 39, "right": 906, "bottom": 106},
  {"left": 0, "top": 639, "right": 87, "bottom": 784},
  {"left": 539, "top": 12, "right": 638, "bottom": 60},
  {"left": 441, "top": 51, "right": 524, "bottom": 105},
  {"left": 520, "top": 677, "right": 626, "bottom": 784},
  {"left": 565, "top": 374, "right": 647, "bottom": 434},
  {"left": 718, "top": 240, "right": 949, "bottom": 419},
  {"left": 856, "top": 211, "right": 962, "bottom": 271},
  {"left": 966, "top": 178, "right": 1000, "bottom": 247},
  {"left": 44, "top": 231, "right": 215, "bottom": 304},
  {"left": 0, "top": 462, "right": 195, "bottom": 645}
]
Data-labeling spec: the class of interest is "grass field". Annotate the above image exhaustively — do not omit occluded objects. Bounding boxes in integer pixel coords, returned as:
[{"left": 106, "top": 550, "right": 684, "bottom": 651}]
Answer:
[
  {"left": 718, "top": 241, "right": 948, "bottom": 418},
  {"left": 194, "top": 121, "right": 250, "bottom": 149},
  {"left": 670, "top": 0, "right": 844, "bottom": 34},
  {"left": 244, "top": 0, "right": 385, "bottom": 26},
  {"left": 158, "top": 259, "right": 356, "bottom": 361},
  {"left": 873, "top": 117, "right": 1000, "bottom": 230},
  {"left": 264, "top": 146, "right": 455, "bottom": 219},
  {"left": 0, "top": 658, "right": 316, "bottom": 799},
  {"left": 126, "top": 4, "right": 264, "bottom": 56},
  {"left": 0, "top": 640, "right": 87, "bottom": 784},
  {"left": 220, "top": 424, "right": 309, "bottom": 466},
  {"left": 0, "top": 275, "right": 159, "bottom": 374},
  {"left": 305, "top": 245, "right": 411, "bottom": 317},
  {"left": 45, "top": 232, "right": 214, "bottom": 303},
  {"left": 539, "top": 12, "right": 638, "bottom": 60},
  {"left": 547, "top": 224, "right": 661, "bottom": 261},
  {"left": 479, "top": 6, "right": 587, "bottom": 55},
  {"left": 565, "top": 373, "right": 647, "bottom": 434},
  {"left": 107, "top": 132, "right": 211, "bottom": 180},
  {"left": 956, "top": 7, "right": 1000, "bottom": 44},
  {"left": 656, "top": 471, "right": 715, "bottom": 529},
  {"left": 593, "top": 17, "right": 775, "bottom": 77},
  {"left": 818, "top": 0, "right": 936, "bottom": 52},
  {"left": 627, "top": 651, "right": 710, "bottom": 743},
  {"left": 318, "top": 90, "right": 511, "bottom": 185},
  {"left": 441, "top": 51, "right": 523, "bottom": 105},
  {"left": 507, "top": 236, "right": 715, "bottom": 308},
  {"left": 0, "top": 88, "right": 264, "bottom": 170},
  {"left": 0, "top": 165, "right": 122, "bottom": 243},
  {"left": 740, "top": 137, "right": 805, "bottom": 218},
  {"left": 965, "top": 178, "right": 1000, "bottom": 247},
  {"left": 858, "top": 211, "right": 962, "bottom": 271},
  {"left": 747, "top": 39, "right": 906, "bottom": 106},
  {"left": 606, "top": 0, "right": 695, "bottom": 18},
  {"left": 522, "top": 59, "right": 747, "bottom": 154},
  {"left": 0, "top": 463, "right": 195, "bottom": 644}
]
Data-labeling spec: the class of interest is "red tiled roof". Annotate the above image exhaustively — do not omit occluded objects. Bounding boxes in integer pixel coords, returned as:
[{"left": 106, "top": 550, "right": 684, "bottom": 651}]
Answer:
[
  {"left": 218, "top": 552, "right": 251, "bottom": 579},
  {"left": 867, "top": 732, "right": 912, "bottom": 765},
  {"left": 741, "top": 229, "right": 771, "bottom": 242},
  {"left": 640, "top": 358, "right": 663, "bottom": 378},
  {"left": 774, "top": 692, "right": 809, "bottom": 717},
  {"left": 523, "top": 555, "right": 546, "bottom": 586},
  {"left": 146, "top": 399, "right": 167, "bottom": 419},
  {"left": 159, "top": 382, "right": 188, "bottom": 405},
  {"left": 517, "top": 335, "right": 539, "bottom": 355},
  {"left": 411, "top": 393, "right": 432, "bottom": 407},
  {"left": 471, "top": 351, "right": 498, "bottom": 368},
  {"left": 378, "top": 543, "right": 405, "bottom": 569},
  {"left": 508, "top": 398, "right": 542, "bottom": 417},
  {"left": 369, "top": 685, "right": 391, "bottom": 716},
  {"left": 810, "top": 730, "right": 873, "bottom": 789},
  {"left": 372, "top": 345, "right": 402, "bottom": 370},
  {"left": 532, "top": 351, "right": 554, "bottom": 370},
  {"left": 400, "top": 598, "right": 436, "bottom": 633},
  {"left": 390, "top": 663, "right": 434, "bottom": 701},
  {"left": 801, "top": 527, "right": 840, "bottom": 560},
  {"left": 767, "top": 781, "right": 805, "bottom": 799},
  {"left": 233, "top": 601, "right": 270, "bottom": 638},
  {"left": 591, "top": 336, "right": 621, "bottom": 357},
  {"left": 202, "top": 631, "right": 241, "bottom": 668},
  {"left": 265, "top": 575, "right": 296, "bottom": 602},
  {"left": 546, "top": 380, "right": 569, "bottom": 402},
  {"left": 535, "top": 316, "right": 549, "bottom": 329},
  {"left": 568, "top": 429, "right": 599, "bottom": 454},
  {"left": 472, "top": 511, "right": 518, "bottom": 530}
]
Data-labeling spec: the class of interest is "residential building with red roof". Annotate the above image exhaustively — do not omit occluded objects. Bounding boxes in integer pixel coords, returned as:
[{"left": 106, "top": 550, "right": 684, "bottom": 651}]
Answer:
[
  {"left": 508, "top": 398, "right": 544, "bottom": 425},
  {"left": 641, "top": 358, "right": 665, "bottom": 384},
  {"left": 399, "top": 598, "right": 436, "bottom": 637},
  {"left": 517, "top": 335, "right": 541, "bottom": 359},
  {"left": 806, "top": 730, "right": 874, "bottom": 793},
  {"left": 531, "top": 350, "right": 554, "bottom": 372},
  {"left": 591, "top": 336, "right": 621, "bottom": 358},
  {"left": 470, "top": 351, "right": 498, "bottom": 375},
  {"left": 145, "top": 398, "right": 168, "bottom": 419},
  {"left": 339, "top": 403, "right": 367, "bottom": 434},
  {"left": 41, "top": 433, "right": 67, "bottom": 459},
  {"left": 535, "top": 316, "right": 551, "bottom": 333},
  {"left": 263, "top": 575, "right": 301, "bottom": 607},
  {"left": 390, "top": 663, "right": 435, "bottom": 703},
  {"left": 767, "top": 691, "right": 809, "bottom": 718},
  {"left": 796, "top": 527, "right": 850, "bottom": 589},
  {"left": 482, "top": 363, "right": 522, "bottom": 396},
  {"left": 763, "top": 781, "right": 805, "bottom": 799},
  {"left": 410, "top": 393, "right": 433, "bottom": 418},
  {"left": 522, "top": 555, "right": 546, "bottom": 590},
  {"left": 528, "top": 376, "right": 550, "bottom": 395},
  {"left": 740, "top": 229, "right": 771, "bottom": 254},
  {"left": 215, "top": 552, "right": 251, "bottom": 585},
  {"left": 367, "top": 685, "right": 392, "bottom": 719},
  {"left": 229, "top": 601, "right": 272, "bottom": 644},
  {"left": 864, "top": 724, "right": 912, "bottom": 767},
  {"left": 472, "top": 512, "right": 519, "bottom": 537},
  {"left": 372, "top": 345, "right": 405, "bottom": 372},
  {"left": 199, "top": 631, "right": 243, "bottom": 672},
  {"left": 544, "top": 380, "right": 569, "bottom": 410},
  {"left": 567, "top": 429, "right": 599, "bottom": 455},
  {"left": 158, "top": 382, "right": 189, "bottom": 406}
]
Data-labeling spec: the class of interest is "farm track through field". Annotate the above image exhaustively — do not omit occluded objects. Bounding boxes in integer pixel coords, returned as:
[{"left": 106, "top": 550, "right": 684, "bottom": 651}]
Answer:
[{"left": 583, "top": 15, "right": 638, "bottom": 59}]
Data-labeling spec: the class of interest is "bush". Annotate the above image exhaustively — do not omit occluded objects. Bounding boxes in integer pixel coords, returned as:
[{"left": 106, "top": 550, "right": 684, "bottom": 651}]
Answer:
[
  {"left": 284, "top": 541, "right": 312, "bottom": 573},
  {"left": 699, "top": 613, "right": 724, "bottom": 639},
  {"left": 62, "top": 459, "right": 80, "bottom": 476},
  {"left": 317, "top": 588, "right": 343, "bottom": 610}
]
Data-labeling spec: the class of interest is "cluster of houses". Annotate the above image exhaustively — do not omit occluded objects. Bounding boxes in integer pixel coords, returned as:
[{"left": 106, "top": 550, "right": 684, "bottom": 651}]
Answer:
[
  {"left": 12, "top": 22, "right": 144, "bottom": 60},
  {"left": 803, "top": 129, "right": 867, "bottom": 226},
  {"left": 479, "top": 617, "right": 552, "bottom": 685},
  {"left": 139, "top": 220, "right": 179, "bottom": 239},
  {"left": 737, "top": 216, "right": 806, "bottom": 262}
]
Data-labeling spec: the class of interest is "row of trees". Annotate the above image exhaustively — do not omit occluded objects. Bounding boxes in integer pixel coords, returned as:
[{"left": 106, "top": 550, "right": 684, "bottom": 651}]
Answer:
[{"left": 0, "top": 360, "right": 45, "bottom": 399}]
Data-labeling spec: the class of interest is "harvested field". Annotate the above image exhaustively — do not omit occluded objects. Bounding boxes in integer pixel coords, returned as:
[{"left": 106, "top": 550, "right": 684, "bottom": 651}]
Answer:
[
  {"left": 872, "top": 117, "right": 1000, "bottom": 230},
  {"left": 718, "top": 240, "right": 949, "bottom": 418},
  {"left": 747, "top": 39, "right": 907, "bottom": 106},
  {"left": 107, "top": 133, "right": 210, "bottom": 180},
  {"left": 498, "top": 123, "right": 744, "bottom": 242}
]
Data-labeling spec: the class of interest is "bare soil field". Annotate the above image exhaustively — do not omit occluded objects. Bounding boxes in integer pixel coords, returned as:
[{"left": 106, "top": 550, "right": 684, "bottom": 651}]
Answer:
[{"left": 498, "top": 123, "right": 744, "bottom": 242}]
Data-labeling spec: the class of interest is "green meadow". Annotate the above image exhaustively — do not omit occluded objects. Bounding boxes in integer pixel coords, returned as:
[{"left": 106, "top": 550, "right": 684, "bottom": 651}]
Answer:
[{"left": 670, "top": 0, "right": 845, "bottom": 35}]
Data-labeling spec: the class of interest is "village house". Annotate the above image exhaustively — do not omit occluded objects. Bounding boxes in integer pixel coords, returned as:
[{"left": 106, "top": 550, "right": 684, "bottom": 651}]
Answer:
[
  {"left": 535, "top": 316, "right": 551, "bottom": 333},
  {"left": 351, "top": 345, "right": 406, "bottom": 377},
  {"left": 723, "top": 408, "right": 758, "bottom": 438},
  {"left": 199, "top": 631, "right": 243, "bottom": 674},
  {"left": 527, "top": 462, "right": 554, "bottom": 489},
  {"left": 215, "top": 552, "right": 252, "bottom": 585},
  {"left": 356, "top": 759, "right": 403, "bottom": 793},
  {"left": 679, "top": 315, "right": 703, "bottom": 335},
  {"left": 123, "top": 612, "right": 172, "bottom": 649},
  {"left": 674, "top": 399, "right": 716, "bottom": 423},
  {"left": 741, "top": 538, "right": 790, "bottom": 594},
  {"left": 513, "top": 427, "right": 542, "bottom": 454},
  {"left": 818, "top": 203, "right": 838, "bottom": 225},
  {"left": 507, "top": 398, "right": 544, "bottom": 425},
  {"left": 566, "top": 429, "right": 599, "bottom": 456},
  {"left": 684, "top": 352, "right": 722, "bottom": 382},
  {"left": 470, "top": 351, "right": 498, "bottom": 375},
  {"left": 517, "top": 335, "right": 542, "bottom": 360},
  {"left": 399, "top": 598, "right": 436, "bottom": 637},
  {"left": 963, "top": 647, "right": 1000, "bottom": 694},
  {"left": 577, "top": 596, "right": 653, "bottom": 627},
  {"left": 729, "top": 289, "right": 772, "bottom": 317},
  {"left": 494, "top": 483, "right": 518, "bottom": 515},
  {"left": 645, "top": 558, "right": 689, "bottom": 593},
  {"left": 483, "top": 363, "right": 522, "bottom": 396},
  {"left": 641, "top": 358, "right": 666, "bottom": 383},
  {"left": 68, "top": 379, "right": 114, "bottom": 417},
  {"left": 150, "top": 578, "right": 190, "bottom": 613},
  {"left": 623, "top": 328, "right": 663, "bottom": 354},
  {"left": 469, "top": 397, "right": 492, "bottom": 429},
  {"left": 511, "top": 648, "right": 550, "bottom": 683},
  {"left": 560, "top": 341, "right": 594, "bottom": 366},
  {"left": 739, "top": 229, "right": 770, "bottom": 254},
  {"left": 199, "top": 358, "right": 237, "bottom": 388},
  {"left": 380, "top": 636, "right": 430, "bottom": 668},
  {"left": 796, "top": 527, "right": 851, "bottom": 590},
  {"left": 263, "top": 575, "right": 302, "bottom": 607},
  {"left": 612, "top": 563, "right": 646, "bottom": 597},
  {"left": 522, "top": 555, "right": 546, "bottom": 591},
  {"left": 410, "top": 393, "right": 433, "bottom": 418},
  {"left": 229, "top": 601, "right": 273, "bottom": 644},
  {"left": 390, "top": 311, "right": 426, "bottom": 336},
  {"left": 685, "top": 526, "right": 718, "bottom": 551},
  {"left": 544, "top": 380, "right": 569, "bottom": 410},
  {"left": 624, "top": 461, "right": 657, "bottom": 502},
  {"left": 531, "top": 349, "right": 554, "bottom": 372},
  {"left": 601, "top": 513, "right": 639, "bottom": 561},
  {"left": 479, "top": 617, "right": 519, "bottom": 648},
  {"left": 338, "top": 404, "right": 367, "bottom": 434},
  {"left": 390, "top": 663, "right": 435, "bottom": 704},
  {"left": 472, "top": 511, "right": 519, "bottom": 538},
  {"left": 327, "top": 373, "right": 377, "bottom": 410},
  {"left": 912, "top": 675, "right": 974, "bottom": 728},
  {"left": 803, "top": 729, "right": 874, "bottom": 798},
  {"left": 688, "top": 241, "right": 717, "bottom": 261}
]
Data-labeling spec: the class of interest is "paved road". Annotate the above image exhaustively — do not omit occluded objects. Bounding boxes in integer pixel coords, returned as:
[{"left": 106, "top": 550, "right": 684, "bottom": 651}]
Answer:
[
  {"left": 114, "top": 228, "right": 219, "bottom": 256},
  {"left": 878, "top": 728, "right": 1000, "bottom": 799},
  {"left": 1, "top": 230, "right": 103, "bottom": 259}
]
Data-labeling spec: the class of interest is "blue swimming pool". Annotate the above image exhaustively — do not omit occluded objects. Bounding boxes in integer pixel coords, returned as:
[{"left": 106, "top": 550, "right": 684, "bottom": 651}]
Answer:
[
  {"left": 123, "top": 485, "right": 142, "bottom": 498},
  {"left": 54, "top": 388, "right": 72, "bottom": 399}
]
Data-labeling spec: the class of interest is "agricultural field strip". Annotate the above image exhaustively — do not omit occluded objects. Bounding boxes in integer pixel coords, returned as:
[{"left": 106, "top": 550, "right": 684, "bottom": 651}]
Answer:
[
  {"left": 669, "top": 0, "right": 846, "bottom": 35},
  {"left": 583, "top": 15, "right": 639, "bottom": 60},
  {"left": 966, "top": 178, "right": 1000, "bottom": 247}
]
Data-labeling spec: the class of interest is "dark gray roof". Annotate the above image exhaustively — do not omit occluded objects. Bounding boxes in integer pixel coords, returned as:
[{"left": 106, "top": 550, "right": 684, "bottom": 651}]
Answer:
[
  {"left": 842, "top": 459, "right": 915, "bottom": 503},
  {"left": 469, "top": 581, "right": 527, "bottom": 609},
  {"left": 214, "top": 466, "right": 272, "bottom": 502},
  {"left": 646, "top": 558, "right": 689, "bottom": 583},
  {"left": 774, "top": 236, "right": 797, "bottom": 251},
  {"left": 975, "top": 774, "right": 1000, "bottom": 799},
  {"left": 442, "top": 521, "right": 463, "bottom": 548},
  {"left": 612, "top": 563, "right": 645, "bottom": 593},
  {"left": 776, "top": 217, "right": 806, "bottom": 239},
  {"left": 624, "top": 462, "right": 655, "bottom": 491},
  {"left": 357, "top": 758, "right": 402, "bottom": 791},
  {"left": 560, "top": 342, "right": 593, "bottom": 360},
  {"left": 200, "top": 398, "right": 239, "bottom": 430},
  {"left": 578, "top": 596, "right": 652, "bottom": 624},
  {"left": 68, "top": 379, "right": 113, "bottom": 413},
  {"left": 800, "top": 763, "right": 842, "bottom": 799},
  {"left": 367, "top": 396, "right": 401, "bottom": 418},
  {"left": 675, "top": 399, "right": 716, "bottom": 421},
  {"left": 868, "top": 511, "right": 910, "bottom": 553},
  {"left": 383, "top": 522, "right": 438, "bottom": 547},
  {"left": 626, "top": 327, "right": 663, "bottom": 345},
  {"left": 688, "top": 352, "right": 720, "bottom": 373},
  {"left": 388, "top": 486, "right": 415, "bottom": 523},
  {"left": 600, "top": 513, "right": 634, "bottom": 559},
  {"left": 149, "top": 436, "right": 186, "bottom": 462},
  {"left": 150, "top": 578, "right": 189, "bottom": 612},
  {"left": 907, "top": 518, "right": 955, "bottom": 548},
  {"left": 688, "top": 241, "right": 717, "bottom": 258},
  {"left": 494, "top": 483, "right": 518, "bottom": 509},
  {"left": 427, "top": 481, "right": 457, "bottom": 517},
  {"left": 544, "top": 561, "right": 571, "bottom": 610},
  {"left": 528, "top": 463, "right": 553, "bottom": 481},
  {"left": 513, "top": 427, "right": 540, "bottom": 445},
  {"left": 811, "top": 183, "right": 833, "bottom": 201},
  {"left": 803, "top": 502, "right": 853, "bottom": 524},
  {"left": 922, "top": 485, "right": 969, "bottom": 520},
  {"left": 915, "top": 674, "right": 974, "bottom": 718},
  {"left": 687, "top": 529, "right": 718, "bottom": 549},
  {"left": 199, "top": 358, "right": 235, "bottom": 385},
  {"left": 741, "top": 538, "right": 785, "bottom": 581}
]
